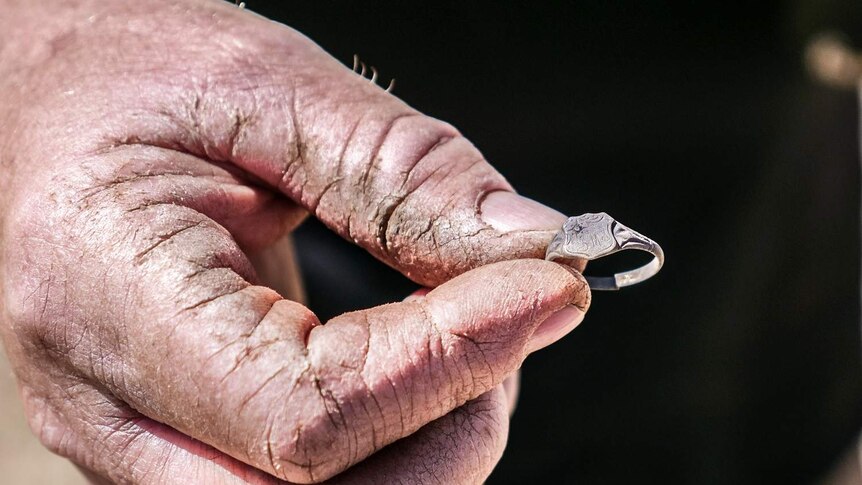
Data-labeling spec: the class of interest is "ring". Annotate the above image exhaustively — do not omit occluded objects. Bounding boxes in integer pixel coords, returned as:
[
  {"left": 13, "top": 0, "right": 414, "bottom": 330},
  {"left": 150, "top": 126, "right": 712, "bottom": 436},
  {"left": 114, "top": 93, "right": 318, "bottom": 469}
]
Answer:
[{"left": 545, "top": 212, "right": 664, "bottom": 291}]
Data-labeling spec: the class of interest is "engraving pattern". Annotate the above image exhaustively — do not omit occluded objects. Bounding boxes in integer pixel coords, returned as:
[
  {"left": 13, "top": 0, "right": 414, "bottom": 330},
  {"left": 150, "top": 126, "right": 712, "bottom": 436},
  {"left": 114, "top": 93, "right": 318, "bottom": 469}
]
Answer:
[{"left": 562, "top": 212, "right": 618, "bottom": 259}]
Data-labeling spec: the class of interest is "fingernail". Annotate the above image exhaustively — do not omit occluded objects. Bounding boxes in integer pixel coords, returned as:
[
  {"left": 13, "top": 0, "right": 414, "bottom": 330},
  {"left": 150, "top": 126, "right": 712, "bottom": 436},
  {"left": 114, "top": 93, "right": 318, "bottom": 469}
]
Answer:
[
  {"left": 502, "top": 372, "right": 520, "bottom": 416},
  {"left": 480, "top": 191, "right": 567, "bottom": 232},
  {"left": 403, "top": 288, "right": 431, "bottom": 302},
  {"left": 526, "top": 305, "right": 585, "bottom": 354}
]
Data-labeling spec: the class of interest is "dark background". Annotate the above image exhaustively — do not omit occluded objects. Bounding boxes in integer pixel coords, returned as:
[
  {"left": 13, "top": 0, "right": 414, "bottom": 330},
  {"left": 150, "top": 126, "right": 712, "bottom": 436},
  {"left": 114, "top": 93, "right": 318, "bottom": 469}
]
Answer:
[{"left": 252, "top": 1, "right": 862, "bottom": 483}]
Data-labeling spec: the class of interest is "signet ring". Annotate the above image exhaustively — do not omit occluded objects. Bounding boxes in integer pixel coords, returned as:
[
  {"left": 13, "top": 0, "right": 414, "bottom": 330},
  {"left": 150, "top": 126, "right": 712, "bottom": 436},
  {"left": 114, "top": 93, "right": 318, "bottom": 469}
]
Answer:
[{"left": 545, "top": 213, "right": 664, "bottom": 291}]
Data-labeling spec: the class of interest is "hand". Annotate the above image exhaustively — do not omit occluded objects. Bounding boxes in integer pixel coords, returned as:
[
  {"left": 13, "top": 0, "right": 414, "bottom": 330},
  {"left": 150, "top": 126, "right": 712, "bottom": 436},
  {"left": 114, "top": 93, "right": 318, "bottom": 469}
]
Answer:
[{"left": 0, "top": 1, "right": 590, "bottom": 483}]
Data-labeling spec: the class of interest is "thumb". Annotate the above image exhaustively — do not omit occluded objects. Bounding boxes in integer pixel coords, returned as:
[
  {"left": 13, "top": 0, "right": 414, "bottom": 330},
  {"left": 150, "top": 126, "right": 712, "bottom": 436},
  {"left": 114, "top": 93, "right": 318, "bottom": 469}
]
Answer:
[{"left": 136, "top": 3, "right": 582, "bottom": 286}]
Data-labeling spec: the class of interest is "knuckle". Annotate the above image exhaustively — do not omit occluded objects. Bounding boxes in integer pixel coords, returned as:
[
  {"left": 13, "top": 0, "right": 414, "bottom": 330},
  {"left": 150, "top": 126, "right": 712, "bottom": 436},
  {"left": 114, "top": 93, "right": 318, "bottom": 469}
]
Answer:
[
  {"left": 374, "top": 150, "right": 499, "bottom": 283},
  {"left": 269, "top": 370, "right": 352, "bottom": 483},
  {"left": 348, "top": 115, "right": 463, "bottom": 249}
]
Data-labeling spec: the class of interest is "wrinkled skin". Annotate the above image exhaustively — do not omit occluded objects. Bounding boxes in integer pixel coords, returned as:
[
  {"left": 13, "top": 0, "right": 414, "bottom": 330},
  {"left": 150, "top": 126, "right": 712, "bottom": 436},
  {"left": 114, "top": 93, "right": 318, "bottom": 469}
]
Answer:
[{"left": 0, "top": 1, "right": 591, "bottom": 483}]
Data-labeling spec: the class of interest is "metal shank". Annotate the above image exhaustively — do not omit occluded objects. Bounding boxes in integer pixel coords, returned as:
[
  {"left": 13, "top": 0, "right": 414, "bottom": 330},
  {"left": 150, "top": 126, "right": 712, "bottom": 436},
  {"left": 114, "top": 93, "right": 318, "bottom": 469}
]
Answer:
[{"left": 545, "top": 213, "right": 664, "bottom": 290}]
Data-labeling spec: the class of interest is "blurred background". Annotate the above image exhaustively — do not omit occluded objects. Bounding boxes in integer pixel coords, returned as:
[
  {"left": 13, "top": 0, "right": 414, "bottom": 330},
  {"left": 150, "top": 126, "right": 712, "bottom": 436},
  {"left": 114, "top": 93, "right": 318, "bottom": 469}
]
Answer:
[
  {"left": 281, "top": 1, "right": 862, "bottom": 483},
  {"left": 2, "top": 0, "right": 862, "bottom": 483}
]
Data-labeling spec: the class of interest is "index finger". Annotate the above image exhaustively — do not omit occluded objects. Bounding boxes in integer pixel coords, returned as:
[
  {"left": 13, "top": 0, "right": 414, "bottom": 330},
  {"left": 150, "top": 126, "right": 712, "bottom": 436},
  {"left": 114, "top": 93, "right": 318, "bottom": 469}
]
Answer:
[{"left": 92, "top": 1, "right": 583, "bottom": 285}]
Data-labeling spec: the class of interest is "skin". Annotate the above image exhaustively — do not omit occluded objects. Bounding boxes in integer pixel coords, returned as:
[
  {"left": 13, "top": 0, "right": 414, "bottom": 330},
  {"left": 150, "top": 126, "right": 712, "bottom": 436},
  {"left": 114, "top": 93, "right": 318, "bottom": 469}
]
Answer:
[{"left": 0, "top": 1, "right": 591, "bottom": 483}]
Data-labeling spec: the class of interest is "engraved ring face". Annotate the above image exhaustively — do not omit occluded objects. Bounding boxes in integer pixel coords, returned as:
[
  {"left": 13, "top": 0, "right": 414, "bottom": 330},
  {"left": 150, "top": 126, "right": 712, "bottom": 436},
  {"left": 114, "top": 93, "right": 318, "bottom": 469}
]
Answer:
[
  {"left": 560, "top": 213, "right": 618, "bottom": 259},
  {"left": 546, "top": 212, "right": 664, "bottom": 291}
]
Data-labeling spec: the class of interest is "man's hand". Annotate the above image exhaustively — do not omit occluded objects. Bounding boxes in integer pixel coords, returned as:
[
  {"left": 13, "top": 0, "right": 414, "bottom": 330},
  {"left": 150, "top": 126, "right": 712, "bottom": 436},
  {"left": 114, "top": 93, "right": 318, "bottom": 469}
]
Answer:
[{"left": 0, "top": 1, "right": 590, "bottom": 483}]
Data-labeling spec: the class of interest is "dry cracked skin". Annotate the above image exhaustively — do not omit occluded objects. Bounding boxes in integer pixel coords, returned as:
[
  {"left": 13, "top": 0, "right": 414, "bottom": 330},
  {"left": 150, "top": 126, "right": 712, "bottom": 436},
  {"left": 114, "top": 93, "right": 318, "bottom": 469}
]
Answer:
[{"left": 0, "top": 1, "right": 590, "bottom": 483}]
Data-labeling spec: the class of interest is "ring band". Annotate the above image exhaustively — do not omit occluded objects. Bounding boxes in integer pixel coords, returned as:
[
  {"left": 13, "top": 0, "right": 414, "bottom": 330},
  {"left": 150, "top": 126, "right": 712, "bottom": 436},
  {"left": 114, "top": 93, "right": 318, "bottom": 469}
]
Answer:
[{"left": 545, "top": 212, "right": 664, "bottom": 291}]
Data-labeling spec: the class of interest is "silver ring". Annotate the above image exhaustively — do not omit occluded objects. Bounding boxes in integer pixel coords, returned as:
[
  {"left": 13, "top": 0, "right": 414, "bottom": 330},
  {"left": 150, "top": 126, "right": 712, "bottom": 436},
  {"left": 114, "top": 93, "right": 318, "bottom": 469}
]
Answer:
[{"left": 545, "top": 212, "right": 664, "bottom": 291}]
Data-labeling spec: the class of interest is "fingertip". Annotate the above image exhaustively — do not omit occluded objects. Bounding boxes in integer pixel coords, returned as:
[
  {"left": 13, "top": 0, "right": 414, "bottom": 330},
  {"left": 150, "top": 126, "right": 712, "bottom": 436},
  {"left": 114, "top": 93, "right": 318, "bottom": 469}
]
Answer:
[
  {"left": 402, "top": 287, "right": 431, "bottom": 302},
  {"left": 557, "top": 263, "right": 592, "bottom": 312},
  {"left": 423, "top": 259, "right": 590, "bottom": 358},
  {"left": 518, "top": 259, "right": 592, "bottom": 312}
]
